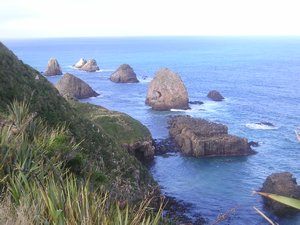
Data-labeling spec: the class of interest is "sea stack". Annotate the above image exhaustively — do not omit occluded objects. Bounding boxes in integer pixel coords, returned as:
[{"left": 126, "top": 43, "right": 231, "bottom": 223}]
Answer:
[
  {"left": 110, "top": 64, "right": 139, "bottom": 83},
  {"left": 145, "top": 68, "right": 189, "bottom": 110},
  {"left": 80, "top": 59, "right": 99, "bottom": 72},
  {"left": 169, "top": 116, "right": 255, "bottom": 157},
  {"left": 74, "top": 58, "right": 87, "bottom": 69},
  {"left": 55, "top": 73, "right": 99, "bottom": 99},
  {"left": 44, "top": 58, "right": 62, "bottom": 76},
  {"left": 207, "top": 90, "right": 224, "bottom": 101}
]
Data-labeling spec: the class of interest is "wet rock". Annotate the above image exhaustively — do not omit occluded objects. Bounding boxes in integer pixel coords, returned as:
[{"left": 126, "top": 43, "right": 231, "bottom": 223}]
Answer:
[
  {"left": 189, "top": 100, "right": 204, "bottom": 105},
  {"left": 261, "top": 172, "right": 300, "bottom": 216},
  {"left": 44, "top": 58, "right": 62, "bottom": 76},
  {"left": 257, "top": 122, "right": 275, "bottom": 127},
  {"left": 145, "top": 68, "right": 189, "bottom": 111},
  {"left": 248, "top": 141, "right": 259, "bottom": 147},
  {"left": 207, "top": 90, "right": 224, "bottom": 101},
  {"left": 55, "top": 73, "right": 99, "bottom": 99},
  {"left": 110, "top": 64, "right": 139, "bottom": 83},
  {"left": 169, "top": 116, "right": 255, "bottom": 157}
]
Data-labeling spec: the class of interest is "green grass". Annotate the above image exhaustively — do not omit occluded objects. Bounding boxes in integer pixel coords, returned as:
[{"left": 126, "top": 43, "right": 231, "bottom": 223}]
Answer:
[
  {"left": 0, "top": 99, "right": 165, "bottom": 225},
  {"left": 0, "top": 41, "right": 156, "bottom": 202}
]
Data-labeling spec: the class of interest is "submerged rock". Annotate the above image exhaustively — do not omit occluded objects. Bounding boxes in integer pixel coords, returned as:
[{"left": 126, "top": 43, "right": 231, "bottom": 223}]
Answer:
[
  {"left": 169, "top": 116, "right": 254, "bottom": 157},
  {"left": 44, "top": 58, "right": 62, "bottom": 76},
  {"left": 145, "top": 68, "right": 189, "bottom": 111},
  {"left": 189, "top": 100, "right": 204, "bottom": 105},
  {"left": 80, "top": 59, "right": 99, "bottom": 72},
  {"left": 207, "top": 90, "right": 224, "bottom": 101},
  {"left": 110, "top": 64, "right": 139, "bottom": 83},
  {"left": 55, "top": 73, "right": 99, "bottom": 99},
  {"left": 73, "top": 58, "right": 87, "bottom": 68},
  {"left": 261, "top": 172, "right": 300, "bottom": 216}
]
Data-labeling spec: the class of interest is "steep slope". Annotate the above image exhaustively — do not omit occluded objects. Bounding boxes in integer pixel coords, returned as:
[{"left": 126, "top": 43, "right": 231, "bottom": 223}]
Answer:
[{"left": 0, "top": 42, "right": 156, "bottom": 201}]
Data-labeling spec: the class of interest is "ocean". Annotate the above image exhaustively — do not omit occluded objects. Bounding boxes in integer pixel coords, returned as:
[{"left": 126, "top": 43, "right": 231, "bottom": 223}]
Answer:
[{"left": 3, "top": 36, "right": 300, "bottom": 224}]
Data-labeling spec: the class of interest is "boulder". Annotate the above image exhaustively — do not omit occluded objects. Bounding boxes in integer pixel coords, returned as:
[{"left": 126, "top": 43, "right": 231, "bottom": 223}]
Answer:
[
  {"left": 169, "top": 116, "right": 254, "bottom": 157},
  {"left": 261, "top": 172, "right": 300, "bottom": 216},
  {"left": 110, "top": 64, "right": 139, "bottom": 83},
  {"left": 207, "top": 90, "right": 224, "bottom": 101},
  {"left": 80, "top": 59, "right": 99, "bottom": 72},
  {"left": 55, "top": 73, "right": 99, "bottom": 99},
  {"left": 145, "top": 68, "right": 189, "bottom": 110},
  {"left": 73, "top": 58, "right": 87, "bottom": 68},
  {"left": 44, "top": 58, "right": 62, "bottom": 76}
]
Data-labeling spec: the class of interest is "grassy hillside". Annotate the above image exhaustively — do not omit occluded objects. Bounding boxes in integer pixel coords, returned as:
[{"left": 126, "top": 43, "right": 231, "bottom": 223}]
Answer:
[{"left": 0, "top": 42, "right": 156, "bottom": 201}]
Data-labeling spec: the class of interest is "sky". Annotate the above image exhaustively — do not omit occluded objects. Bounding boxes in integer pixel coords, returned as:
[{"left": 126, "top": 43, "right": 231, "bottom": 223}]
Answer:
[{"left": 1, "top": 0, "right": 300, "bottom": 38}]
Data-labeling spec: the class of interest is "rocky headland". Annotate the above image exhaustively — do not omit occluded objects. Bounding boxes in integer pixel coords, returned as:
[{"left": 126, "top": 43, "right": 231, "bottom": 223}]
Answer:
[
  {"left": 145, "top": 68, "right": 189, "bottom": 110},
  {"left": 169, "top": 116, "right": 255, "bottom": 157},
  {"left": 0, "top": 42, "right": 157, "bottom": 202}
]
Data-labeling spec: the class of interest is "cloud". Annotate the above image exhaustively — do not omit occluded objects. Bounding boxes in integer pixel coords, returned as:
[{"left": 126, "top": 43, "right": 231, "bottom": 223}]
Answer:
[{"left": 1, "top": 0, "right": 300, "bottom": 38}]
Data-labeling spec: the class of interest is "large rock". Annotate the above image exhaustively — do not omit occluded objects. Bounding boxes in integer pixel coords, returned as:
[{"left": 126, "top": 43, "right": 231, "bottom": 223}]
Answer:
[
  {"left": 169, "top": 116, "right": 254, "bottom": 157},
  {"left": 55, "top": 73, "right": 99, "bottom": 99},
  {"left": 80, "top": 59, "right": 99, "bottom": 72},
  {"left": 44, "top": 58, "right": 62, "bottom": 76},
  {"left": 207, "top": 90, "right": 224, "bottom": 101},
  {"left": 261, "top": 172, "right": 300, "bottom": 216},
  {"left": 145, "top": 68, "right": 189, "bottom": 110},
  {"left": 73, "top": 58, "right": 87, "bottom": 68},
  {"left": 110, "top": 64, "right": 139, "bottom": 83}
]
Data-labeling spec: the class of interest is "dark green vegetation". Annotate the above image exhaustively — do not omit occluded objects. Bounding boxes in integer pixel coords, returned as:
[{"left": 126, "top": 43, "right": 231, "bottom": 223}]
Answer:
[
  {"left": 0, "top": 42, "right": 156, "bottom": 201},
  {"left": 0, "top": 99, "right": 165, "bottom": 224}
]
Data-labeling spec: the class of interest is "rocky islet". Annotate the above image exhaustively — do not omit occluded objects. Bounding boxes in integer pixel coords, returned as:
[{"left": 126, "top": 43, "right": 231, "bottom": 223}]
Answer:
[{"left": 55, "top": 73, "right": 99, "bottom": 99}]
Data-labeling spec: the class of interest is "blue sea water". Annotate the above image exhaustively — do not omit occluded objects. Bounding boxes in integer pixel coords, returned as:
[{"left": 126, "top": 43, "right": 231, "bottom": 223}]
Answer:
[{"left": 3, "top": 37, "right": 300, "bottom": 224}]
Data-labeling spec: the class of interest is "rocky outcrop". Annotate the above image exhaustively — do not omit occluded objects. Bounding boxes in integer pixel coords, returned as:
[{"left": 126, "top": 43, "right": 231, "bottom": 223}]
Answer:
[
  {"left": 261, "top": 172, "right": 300, "bottom": 216},
  {"left": 110, "top": 64, "right": 139, "bottom": 83},
  {"left": 55, "top": 73, "right": 99, "bottom": 99},
  {"left": 80, "top": 59, "right": 99, "bottom": 72},
  {"left": 169, "top": 116, "right": 254, "bottom": 157},
  {"left": 74, "top": 58, "right": 87, "bottom": 68},
  {"left": 145, "top": 68, "right": 189, "bottom": 111},
  {"left": 207, "top": 90, "right": 224, "bottom": 101},
  {"left": 44, "top": 58, "right": 62, "bottom": 76},
  {"left": 123, "top": 140, "right": 155, "bottom": 161}
]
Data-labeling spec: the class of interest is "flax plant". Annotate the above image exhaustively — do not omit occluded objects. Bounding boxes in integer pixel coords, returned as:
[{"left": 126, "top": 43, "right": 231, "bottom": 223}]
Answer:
[{"left": 0, "top": 100, "right": 165, "bottom": 225}]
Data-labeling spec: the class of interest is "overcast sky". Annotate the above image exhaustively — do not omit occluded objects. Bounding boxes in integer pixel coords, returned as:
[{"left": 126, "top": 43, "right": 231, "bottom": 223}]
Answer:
[{"left": 1, "top": 0, "right": 300, "bottom": 38}]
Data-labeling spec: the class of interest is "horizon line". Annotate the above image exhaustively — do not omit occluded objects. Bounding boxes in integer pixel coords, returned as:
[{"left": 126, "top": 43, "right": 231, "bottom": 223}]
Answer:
[{"left": 3, "top": 34, "right": 300, "bottom": 41}]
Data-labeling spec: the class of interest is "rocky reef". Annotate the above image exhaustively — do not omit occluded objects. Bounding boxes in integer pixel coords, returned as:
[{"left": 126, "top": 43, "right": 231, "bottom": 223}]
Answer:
[{"left": 169, "top": 116, "right": 255, "bottom": 157}]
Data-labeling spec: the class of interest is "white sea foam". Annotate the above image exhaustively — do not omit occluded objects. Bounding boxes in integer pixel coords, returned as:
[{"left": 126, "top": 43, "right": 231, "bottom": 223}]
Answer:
[
  {"left": 246, "top": 123, "right": 278, "bottom": 130},
  {"left": 170, "top": 108, "right": 189, "bottom": 112}
]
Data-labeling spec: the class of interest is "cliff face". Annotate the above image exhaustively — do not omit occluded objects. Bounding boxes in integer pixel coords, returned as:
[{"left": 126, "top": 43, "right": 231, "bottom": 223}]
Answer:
[{"left": 0, "top": 42, "right": 156, "bottom": 201}]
